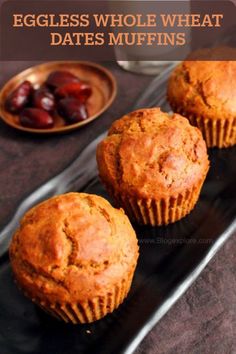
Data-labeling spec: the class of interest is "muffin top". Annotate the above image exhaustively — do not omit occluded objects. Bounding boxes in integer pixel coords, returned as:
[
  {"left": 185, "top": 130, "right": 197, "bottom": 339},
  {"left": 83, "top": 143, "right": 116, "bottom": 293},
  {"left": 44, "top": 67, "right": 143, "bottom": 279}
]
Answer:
[
  {"left": 9, "top": 193, "right": 139, "bottom": 303},
  {"left": 167, "top": 58, "right": 236, "bottom": 120},
  {"left": 97, "top": 108, "right": 209, "bottom": 199}
]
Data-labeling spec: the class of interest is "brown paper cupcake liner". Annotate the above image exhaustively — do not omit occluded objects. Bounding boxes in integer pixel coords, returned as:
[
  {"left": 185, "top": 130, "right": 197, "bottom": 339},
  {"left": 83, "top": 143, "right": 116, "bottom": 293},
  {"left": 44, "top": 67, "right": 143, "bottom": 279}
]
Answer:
[
  {"left": 17, "top": 273, "right": 134, "bottom": 324},
  {"left": 187, "top": 114, "right": 236, "bottom": 148},
  {"left": 108, "top": 180, "right": 205, "bottom": 226},
  {"left": 168, "top": 100, "right": 236, "bottom": 148}
]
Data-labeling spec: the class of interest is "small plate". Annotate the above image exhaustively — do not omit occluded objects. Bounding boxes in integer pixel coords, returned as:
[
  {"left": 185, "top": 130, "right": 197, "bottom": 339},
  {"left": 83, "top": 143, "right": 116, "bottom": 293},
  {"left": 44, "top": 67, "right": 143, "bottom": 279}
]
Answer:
[{"left": 0, "top": 61, "right": 117, "bottom": 134}]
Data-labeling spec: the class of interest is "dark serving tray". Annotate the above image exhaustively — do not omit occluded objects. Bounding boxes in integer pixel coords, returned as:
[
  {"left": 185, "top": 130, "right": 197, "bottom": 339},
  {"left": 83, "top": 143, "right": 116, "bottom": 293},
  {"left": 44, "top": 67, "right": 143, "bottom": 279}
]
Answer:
[{"left": 0, "top": 66, "right": 235, "bottom": 354}]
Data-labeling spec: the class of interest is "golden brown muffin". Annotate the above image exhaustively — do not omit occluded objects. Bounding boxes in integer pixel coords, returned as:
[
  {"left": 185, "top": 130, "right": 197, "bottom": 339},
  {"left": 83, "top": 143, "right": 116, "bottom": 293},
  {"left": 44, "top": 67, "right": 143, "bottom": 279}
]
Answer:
[
  {"left": 97, "top": 108, "right": 209, "bottom": 226},
  {"left": 9, "top": 193, "right": 139, "bottom": 324},
  {"left": 167, "top": 57, "right": 236, "bottom": 148}
]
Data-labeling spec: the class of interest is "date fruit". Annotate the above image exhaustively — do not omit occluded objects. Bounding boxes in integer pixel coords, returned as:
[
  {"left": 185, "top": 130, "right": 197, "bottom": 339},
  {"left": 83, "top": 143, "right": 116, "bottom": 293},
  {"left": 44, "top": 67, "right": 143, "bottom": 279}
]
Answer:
[
  {"left": 19, "top": 108, "right": 54, "bottom": 129},
  {"left": 58, "top": 98, "right": 88, "bottom": 124},
  {"left": 5, "top": 81, "right": 33, "bottom": 113},
  {"left": 55, "top": 82, "right": 92, "bottom": 103},
  {"left": 46, "top": 71, "right": 79, "bottom": 89},
  {"left": 33, "top": 87, "right": 55, "bottom": 111}
]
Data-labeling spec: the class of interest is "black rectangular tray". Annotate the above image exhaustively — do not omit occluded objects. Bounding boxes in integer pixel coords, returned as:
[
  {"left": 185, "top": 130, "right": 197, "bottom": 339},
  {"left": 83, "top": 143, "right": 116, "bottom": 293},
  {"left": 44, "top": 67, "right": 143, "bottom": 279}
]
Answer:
[{"left": 0, "top": 66, "right": 235, "bottom": 354}]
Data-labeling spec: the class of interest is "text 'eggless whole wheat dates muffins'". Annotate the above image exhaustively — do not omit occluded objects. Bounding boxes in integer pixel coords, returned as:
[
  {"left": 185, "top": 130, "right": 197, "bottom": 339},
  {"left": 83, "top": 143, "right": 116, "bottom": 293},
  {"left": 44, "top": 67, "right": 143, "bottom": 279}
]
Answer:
[
  {"left": 9, "top": 193, "right": 139, "bottom": 324},
  {"left": 167, "top": 51, "right": 236, "bottom": 148},
  {"left": 96, "top": 108, "right": 209, "bottom": 226}
]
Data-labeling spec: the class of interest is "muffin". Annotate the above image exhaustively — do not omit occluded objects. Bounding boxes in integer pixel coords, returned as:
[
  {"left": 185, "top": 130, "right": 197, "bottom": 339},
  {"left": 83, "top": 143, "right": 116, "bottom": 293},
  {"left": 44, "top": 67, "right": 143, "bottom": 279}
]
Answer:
[
  {"left": 96, "top": 108, "right": 209, "bottom": 226},
  {"left": 9, "top": 193, "right": 139, "bottom": 324},
  {"left": 167, "top": 57, "right": 236, "bottom": 148}
]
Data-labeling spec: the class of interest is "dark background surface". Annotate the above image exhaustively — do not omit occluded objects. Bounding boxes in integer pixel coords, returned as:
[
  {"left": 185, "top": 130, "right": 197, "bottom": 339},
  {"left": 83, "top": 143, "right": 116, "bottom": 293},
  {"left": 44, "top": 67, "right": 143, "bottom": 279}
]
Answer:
[{"left": 0, "top": 61, "right": 235, "bottom": 354}]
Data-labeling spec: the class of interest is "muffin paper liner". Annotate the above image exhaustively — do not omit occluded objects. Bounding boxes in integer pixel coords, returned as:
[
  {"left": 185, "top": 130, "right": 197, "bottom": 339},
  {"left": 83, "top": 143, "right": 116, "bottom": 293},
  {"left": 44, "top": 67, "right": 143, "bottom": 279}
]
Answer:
[
  {"left": 108, "top": 180, "right": 205, "bottom": 226},
  {"left": 168, "top": 100, "right": 236, "bottom": 148},
  {"left": 17, "top": 273, "right": 134, "bottom": 324},
  {"left": 187, "top": 114, "right": 236, "bottom": 148}
]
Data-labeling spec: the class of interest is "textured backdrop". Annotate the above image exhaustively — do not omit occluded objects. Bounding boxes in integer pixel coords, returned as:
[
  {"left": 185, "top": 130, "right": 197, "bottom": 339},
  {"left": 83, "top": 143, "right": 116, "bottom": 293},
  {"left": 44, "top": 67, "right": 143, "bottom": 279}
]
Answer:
[{"left": 0, "top": 61, "right": 235, "bottom": 354}]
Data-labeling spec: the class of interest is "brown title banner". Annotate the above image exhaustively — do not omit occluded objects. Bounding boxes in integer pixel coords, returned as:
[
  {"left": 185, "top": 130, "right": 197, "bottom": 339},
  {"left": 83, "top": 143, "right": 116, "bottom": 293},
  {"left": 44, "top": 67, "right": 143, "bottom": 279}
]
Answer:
[{"left": 0, "top": 0, "right": 236, "bottom": 61}]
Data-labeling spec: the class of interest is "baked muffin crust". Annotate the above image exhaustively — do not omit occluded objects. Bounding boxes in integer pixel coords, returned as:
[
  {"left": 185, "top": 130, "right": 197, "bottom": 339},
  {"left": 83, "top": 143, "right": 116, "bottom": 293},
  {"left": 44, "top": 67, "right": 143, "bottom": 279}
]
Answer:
[
  {"left": 97, "top": 108, "right": 209, "bottom": 200},
  {"left": 10, "top": 193, "right": 139, "bottom": 305},
  {"left": 167, "top": 60, "right": 236, "bottom": 121}
]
